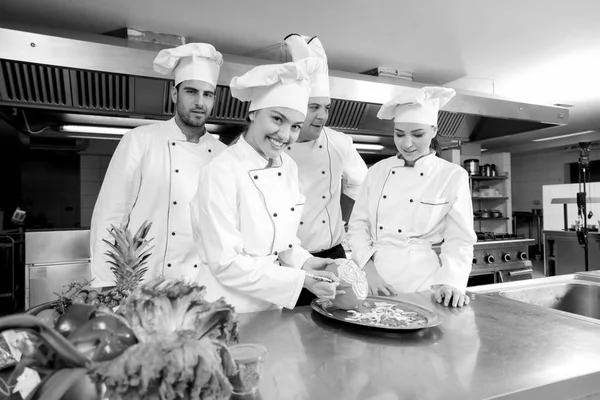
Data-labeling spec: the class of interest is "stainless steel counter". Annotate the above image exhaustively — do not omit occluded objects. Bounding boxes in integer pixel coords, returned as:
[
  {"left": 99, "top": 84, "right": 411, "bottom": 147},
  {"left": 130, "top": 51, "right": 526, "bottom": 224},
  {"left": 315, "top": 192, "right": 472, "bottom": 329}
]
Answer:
[{"left": 237, "top": 291, "right": 600, "bottom": 400}]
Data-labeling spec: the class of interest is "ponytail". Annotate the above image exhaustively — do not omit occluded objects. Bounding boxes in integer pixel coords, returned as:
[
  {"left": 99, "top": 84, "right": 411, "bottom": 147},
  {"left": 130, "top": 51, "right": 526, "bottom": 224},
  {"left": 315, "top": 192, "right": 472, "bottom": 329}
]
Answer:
[{"left": 431, "top": 137, "right": 442, "bottom": 158}]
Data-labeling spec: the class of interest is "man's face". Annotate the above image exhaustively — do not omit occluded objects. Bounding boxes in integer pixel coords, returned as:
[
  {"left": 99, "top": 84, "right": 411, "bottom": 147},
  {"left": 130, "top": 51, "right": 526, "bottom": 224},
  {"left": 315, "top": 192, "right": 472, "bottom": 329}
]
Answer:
[
  {"left": 171, "top": 80, "right": 216, "bottom": 127},
  {"left": 298, "top": 96, "right": 331, "bottom": 142}
]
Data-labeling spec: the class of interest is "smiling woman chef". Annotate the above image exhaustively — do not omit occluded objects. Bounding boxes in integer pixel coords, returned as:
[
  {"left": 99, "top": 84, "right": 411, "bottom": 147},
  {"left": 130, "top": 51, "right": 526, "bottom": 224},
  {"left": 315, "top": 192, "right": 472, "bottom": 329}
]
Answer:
[
  {"left": 190, "top": 58, "right": 342, "bottom": 313},
  {"left": 347, "top": 87, "right": 477, "bottom": 307}
]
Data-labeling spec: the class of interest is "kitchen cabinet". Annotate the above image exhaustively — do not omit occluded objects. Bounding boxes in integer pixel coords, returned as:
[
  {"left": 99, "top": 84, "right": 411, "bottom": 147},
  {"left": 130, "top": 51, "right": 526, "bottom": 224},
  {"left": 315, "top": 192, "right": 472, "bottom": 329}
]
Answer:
[{"left": 544, "top": 230, "right": 600, "bottom": 276}]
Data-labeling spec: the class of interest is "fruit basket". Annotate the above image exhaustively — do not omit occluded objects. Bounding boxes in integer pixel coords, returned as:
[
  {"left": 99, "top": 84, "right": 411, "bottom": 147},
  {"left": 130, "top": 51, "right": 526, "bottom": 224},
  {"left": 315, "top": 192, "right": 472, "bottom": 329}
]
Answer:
[{"left": 0, "top": 222, "right": 242, "bottom": 400}]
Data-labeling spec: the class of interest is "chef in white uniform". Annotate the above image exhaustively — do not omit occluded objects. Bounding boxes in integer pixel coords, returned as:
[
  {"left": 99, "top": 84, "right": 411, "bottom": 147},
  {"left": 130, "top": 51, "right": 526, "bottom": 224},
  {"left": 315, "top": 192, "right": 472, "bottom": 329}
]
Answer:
[
  {"left": 90, "top": 43, "right": 226, "bottom": 287},
  {"left": 347, "top": 87, "right": 476, "bottom": 307},
  {"left": 191, "top": 58, "right": 341, "bottom": 313},
  {"left": 283, "top": 34, "right": 368, "bottom": 306}
]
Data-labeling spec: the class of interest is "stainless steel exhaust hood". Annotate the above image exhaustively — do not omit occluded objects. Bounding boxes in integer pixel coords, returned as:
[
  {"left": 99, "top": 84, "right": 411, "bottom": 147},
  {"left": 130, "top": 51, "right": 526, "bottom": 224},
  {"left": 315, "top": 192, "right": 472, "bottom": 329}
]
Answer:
[{"left": 0, "top": 27, "right": 569, "bottom": 149}]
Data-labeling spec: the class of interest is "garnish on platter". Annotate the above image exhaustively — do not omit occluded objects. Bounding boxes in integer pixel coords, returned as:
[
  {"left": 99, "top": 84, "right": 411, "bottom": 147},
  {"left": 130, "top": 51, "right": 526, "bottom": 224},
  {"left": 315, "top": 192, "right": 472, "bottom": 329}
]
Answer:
[{"left": 345, "top": 301, "right": 427, "bottom": 328}]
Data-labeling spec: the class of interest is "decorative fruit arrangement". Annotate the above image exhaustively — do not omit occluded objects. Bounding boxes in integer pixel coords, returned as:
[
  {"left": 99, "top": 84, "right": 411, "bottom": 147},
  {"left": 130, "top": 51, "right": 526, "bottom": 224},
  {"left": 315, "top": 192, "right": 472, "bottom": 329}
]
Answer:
[{"left": 0, "top": 221, "right": 242, "bottom": 400}]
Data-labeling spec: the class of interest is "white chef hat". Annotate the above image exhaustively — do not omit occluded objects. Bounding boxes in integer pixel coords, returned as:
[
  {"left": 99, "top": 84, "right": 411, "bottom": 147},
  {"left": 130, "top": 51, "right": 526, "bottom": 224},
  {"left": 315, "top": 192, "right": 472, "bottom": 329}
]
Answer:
[
  {"left": 153, "top": 43, "right": 223, "bottom": 88},
  {"left": 377, "top": 86, "right": 456, "bottom": 126},
  {"left": 230, "top": 58, "right": 321, "bottom": 117},
  {"left": 284, "top": 34, "right": 330, "bottom": 98}
]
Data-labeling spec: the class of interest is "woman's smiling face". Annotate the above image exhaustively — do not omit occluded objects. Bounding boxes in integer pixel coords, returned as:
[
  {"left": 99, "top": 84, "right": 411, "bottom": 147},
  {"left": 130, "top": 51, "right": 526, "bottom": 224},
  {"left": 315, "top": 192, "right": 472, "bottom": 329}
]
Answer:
[
  {"left": 393, "top": 122, "right": 437, "bottom": 162},
  {"left": 246, "top": 107, "right": 305, "bottom": 160}
]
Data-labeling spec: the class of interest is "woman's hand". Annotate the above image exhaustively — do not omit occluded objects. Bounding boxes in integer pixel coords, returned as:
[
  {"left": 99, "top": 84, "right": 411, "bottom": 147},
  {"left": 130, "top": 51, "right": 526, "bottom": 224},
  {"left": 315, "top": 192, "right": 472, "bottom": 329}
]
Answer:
[
  {"left": 432, "top": 284, "right": 470, "bottom": 307},
  {"left": 303, "top": 270, "right": 341, "bottom": 300},
  {"left": 301, "top": 257, "right": 336, "bottom": 271},
  {"left": 363, "top": 260, "right": 398, "bottom": 296}
]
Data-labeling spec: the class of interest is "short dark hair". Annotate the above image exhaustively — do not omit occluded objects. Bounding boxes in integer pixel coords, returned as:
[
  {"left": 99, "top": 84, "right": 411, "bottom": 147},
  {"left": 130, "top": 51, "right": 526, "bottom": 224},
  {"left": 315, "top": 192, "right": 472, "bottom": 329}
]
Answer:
[{"left": 175, "top": 83, "right": 181, "bottom": 92}]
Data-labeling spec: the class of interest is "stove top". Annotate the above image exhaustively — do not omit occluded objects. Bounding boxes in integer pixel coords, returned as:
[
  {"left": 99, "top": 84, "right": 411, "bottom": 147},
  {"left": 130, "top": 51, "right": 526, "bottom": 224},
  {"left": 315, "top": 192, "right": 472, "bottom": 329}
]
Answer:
[{"left": 476, "top": 232, "right": 526, "bottom": 242}]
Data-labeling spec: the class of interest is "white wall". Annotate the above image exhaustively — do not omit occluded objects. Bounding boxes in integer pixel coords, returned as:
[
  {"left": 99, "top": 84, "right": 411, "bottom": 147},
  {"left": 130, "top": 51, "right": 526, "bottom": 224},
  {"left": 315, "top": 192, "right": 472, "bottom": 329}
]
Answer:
[
  {"left": 512, "top": 147, "right": 600, "bottom": 213},
  {"left": 543, "top": 183, "right": 600, "bottom": 231}
]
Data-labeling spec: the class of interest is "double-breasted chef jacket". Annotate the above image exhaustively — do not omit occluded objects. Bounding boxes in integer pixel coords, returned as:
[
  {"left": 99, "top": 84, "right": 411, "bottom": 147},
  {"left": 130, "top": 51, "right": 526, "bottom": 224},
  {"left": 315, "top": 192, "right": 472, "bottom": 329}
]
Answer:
[
  {"left": 191, "top": 136, "right": 312, "bottom": 313},
  {"left": 285, "top": 127, "right": 367, "bottom": 253},
  {"left": 90, "top": 118, "right": 226, "bottom": 287},
  {"left": 347, "top": 152, "right": 477, "bottom": 292}
]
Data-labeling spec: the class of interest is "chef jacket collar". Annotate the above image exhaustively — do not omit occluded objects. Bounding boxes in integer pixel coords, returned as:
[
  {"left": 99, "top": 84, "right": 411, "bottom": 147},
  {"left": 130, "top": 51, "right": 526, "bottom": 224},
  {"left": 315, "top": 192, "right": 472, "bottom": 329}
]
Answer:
[
  {"left": 165, "top": 117, "right": 213, "bottom": 144},
  {"left": 237, "top": 135, "right": 283, "bottom": 169},
  {"left": 396, "top": 150, "right": 436, "bottom": 167}
]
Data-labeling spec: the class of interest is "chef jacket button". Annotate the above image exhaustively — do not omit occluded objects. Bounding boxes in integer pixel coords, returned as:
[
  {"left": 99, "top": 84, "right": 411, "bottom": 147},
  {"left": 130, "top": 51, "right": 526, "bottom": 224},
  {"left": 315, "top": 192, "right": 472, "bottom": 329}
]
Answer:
[
  {"left": 173, "top": 201, "right": 177, "bottom": 205},
  {"left": 171, "top": 142, "right": 176, "bottom": 146},
  {"left": 287, "top": 146, "right": 291, "bottom": 150},
  {"left": 254, "top": 175, "right": 258, "bottom": 179},
  {"left": 172, "top": 232, "right": 176, "bottom": 236},
  {"left": 379, "top": 226, "right": 383, "bottom": 230},
  {"left": 322, "top": 195, "right": 326, "bottom": 199},
  {"left": 193, "top": 264, "right": 198, "bottom": 268},
  {"left": 273, "top": 213, "right": 278, "bottom": 217},
  {"left": 383, "top": 195, "right": 387, "bottom": 199},
  {"left": 167, "top": 263, "right": 172, "bottom": 267},
  {"left": 398, "top": 229, "right": 402, "bottom": 233},
  {"left": 175, "top": 169, "right": 179, "bottom": 173},
  {"left": 208, "top": 149, "right": 212, "bottom": 153},
  {"left": 274, "top": 251, "right": 278, "bottom": 256},
  {"left": 291, "top": 207, "right": 295, "bottom": 211},
  {"left": 322, "top": 220, "right": 326, "bottom": 224},
  {"left": 319, "top": 145, "right": 323, "bottom": 149},
  {"left": 288, "top": 244, "right": 293, "bottom": 248},
  {"left": 392, "top": 171, "right": 396, "bottom": 175},
  {"left": 300, "top": 221, "right": 304, "bottom": 225},
  {"left": 322, "top": 171, "right": 326, "bottom": 174},
  {"left": 420, "top": 172, "right": 424, "bottom": 176},
  {"left": 278, "top": 172, "right": 282, "bottom": 176},
  {"left": 410, "top": 199, "right": 413, "bottom": 203}
]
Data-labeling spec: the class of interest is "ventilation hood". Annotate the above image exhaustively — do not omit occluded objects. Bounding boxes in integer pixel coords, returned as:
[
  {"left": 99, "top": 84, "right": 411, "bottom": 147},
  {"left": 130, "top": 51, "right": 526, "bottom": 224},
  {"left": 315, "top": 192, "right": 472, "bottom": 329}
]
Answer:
[{"left": 0, "top": 27, "right": 569, "bottom": 151}]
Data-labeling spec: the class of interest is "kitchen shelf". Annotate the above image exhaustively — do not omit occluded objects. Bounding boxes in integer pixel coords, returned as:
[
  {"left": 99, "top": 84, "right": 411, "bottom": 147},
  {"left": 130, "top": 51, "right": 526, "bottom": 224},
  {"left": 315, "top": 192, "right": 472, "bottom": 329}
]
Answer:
[
  {"left": 470, "top": 175, "right": 508, "bottom": 181},
  {"left": 474, "top": 217, "right": 510, "bottom": 221},
  {"left": 472, "top": 196, "right": 509, "bottom": 200}
]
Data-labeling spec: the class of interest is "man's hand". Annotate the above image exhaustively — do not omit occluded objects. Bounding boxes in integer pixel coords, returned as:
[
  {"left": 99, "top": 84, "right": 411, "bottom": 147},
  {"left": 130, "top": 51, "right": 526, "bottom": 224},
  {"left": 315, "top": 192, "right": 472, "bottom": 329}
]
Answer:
[{"left": 363, "top": 259, "right": 398, "bottom": 296}]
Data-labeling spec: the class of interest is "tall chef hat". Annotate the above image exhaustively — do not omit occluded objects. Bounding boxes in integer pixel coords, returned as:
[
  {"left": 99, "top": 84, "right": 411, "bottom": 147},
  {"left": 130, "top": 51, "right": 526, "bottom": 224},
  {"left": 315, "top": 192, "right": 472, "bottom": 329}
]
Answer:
[
  {"left": 284, "top": 34, "right": 330, "bottom": 98},
  {"left": 230, "top": 58, "right": 321, "bottom": 118},
  {"left": 377, "top": 86, "right": 456, "bottom": 126},
  {"left": 153, "top": 43, "right": 223, "bottom": 87}
]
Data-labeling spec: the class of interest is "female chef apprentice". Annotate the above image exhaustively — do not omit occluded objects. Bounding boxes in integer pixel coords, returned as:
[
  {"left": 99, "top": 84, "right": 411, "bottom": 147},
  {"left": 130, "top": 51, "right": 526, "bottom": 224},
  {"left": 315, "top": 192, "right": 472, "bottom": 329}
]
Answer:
[
  {"left": 347, "top": 87, "right": 477, "bottom": 308},
  {"left": 190, "top": 58, "right": 341, "bottom": 313}
]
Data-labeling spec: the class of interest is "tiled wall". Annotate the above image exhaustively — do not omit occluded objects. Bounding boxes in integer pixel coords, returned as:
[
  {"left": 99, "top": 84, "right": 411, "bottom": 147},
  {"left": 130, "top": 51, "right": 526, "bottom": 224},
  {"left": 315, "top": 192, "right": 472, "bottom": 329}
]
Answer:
[
  {"left": 512, "top": 148, "right": 600, "bottom": 213},
  {"left": 543, "top": 183, "right": 600, "bottom": 231}
]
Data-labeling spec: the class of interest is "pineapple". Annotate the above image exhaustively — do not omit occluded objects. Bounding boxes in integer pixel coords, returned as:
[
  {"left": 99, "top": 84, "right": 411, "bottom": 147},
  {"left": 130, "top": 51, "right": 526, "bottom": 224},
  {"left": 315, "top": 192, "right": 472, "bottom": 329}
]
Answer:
[{"left": 98, "top": 221, "right": 154, "bottom": 308}]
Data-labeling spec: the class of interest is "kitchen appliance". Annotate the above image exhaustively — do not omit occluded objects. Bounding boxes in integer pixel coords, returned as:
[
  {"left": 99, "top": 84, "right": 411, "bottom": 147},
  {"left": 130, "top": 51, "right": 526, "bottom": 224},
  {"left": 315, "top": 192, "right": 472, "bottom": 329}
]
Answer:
[
  {"left": 24, "top": 229, "right": 91, "bottom": 309},
  {"left": 0, "top": 27, "right": 569, "bottom": 150},
  {"left": 434, "top": 233, "right": 535, "bottom": 285},
  {"left": 464, "top": 159, "right": 479, "bottom": 176}
]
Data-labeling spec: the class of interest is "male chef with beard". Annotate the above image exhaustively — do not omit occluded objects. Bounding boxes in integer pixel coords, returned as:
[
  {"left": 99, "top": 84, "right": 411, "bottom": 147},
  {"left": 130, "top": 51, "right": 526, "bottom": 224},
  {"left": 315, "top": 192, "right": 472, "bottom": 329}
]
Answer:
[
  {"left": 284, "top": 34, "right": 368, "bottom": 306},
  {"left": 90, "top": 43, "right": 226, "bottom": 287}
]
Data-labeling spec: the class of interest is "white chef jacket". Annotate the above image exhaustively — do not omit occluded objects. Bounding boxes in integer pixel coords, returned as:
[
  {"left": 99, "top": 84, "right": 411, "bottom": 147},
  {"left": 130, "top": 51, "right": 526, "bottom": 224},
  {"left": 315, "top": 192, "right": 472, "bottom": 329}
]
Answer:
[
  {"left": 347, "top": 152, "right": 476, "bottom": 292},
  {"left": 191, "top": 136, "right": 312, "bottom": 313},
  {"left": 90, "top": 118, "right": 226, "bottom": 287},
  {"left": 285, "top": 127, "right": 367, "bottom": 253}
]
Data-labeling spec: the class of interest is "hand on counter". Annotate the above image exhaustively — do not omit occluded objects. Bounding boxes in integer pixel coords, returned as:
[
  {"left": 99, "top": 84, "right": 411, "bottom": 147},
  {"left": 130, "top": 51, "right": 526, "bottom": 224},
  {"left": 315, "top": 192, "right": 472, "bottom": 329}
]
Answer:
[
  {"left": 432, "top": 284, "right": 470, "bottom": 308},
  {"left": 363, "top": 260, "right": 398, "bottom": 297}
]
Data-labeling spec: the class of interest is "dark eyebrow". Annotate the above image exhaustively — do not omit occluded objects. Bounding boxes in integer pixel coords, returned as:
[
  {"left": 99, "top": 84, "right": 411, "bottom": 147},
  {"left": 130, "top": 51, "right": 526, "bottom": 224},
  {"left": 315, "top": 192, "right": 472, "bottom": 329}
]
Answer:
[
  {"left": 411, "top": 129, "right": 425, "bottom": 133},
  {"left": 270, "top": 110, "right": 289, "bottom": 122},
  {"left": 394, "top": 129, "right": 404, "bottom": 133},
  {"left": 182, "top": 86, "right": 198, "bottom": 91}
]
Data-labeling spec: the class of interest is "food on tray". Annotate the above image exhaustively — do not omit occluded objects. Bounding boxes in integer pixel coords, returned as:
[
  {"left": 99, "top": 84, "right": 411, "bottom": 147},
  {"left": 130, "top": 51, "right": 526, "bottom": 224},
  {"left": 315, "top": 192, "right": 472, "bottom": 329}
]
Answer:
[{"left": 345, "top": 301, "right": 427, "bottom": 328}]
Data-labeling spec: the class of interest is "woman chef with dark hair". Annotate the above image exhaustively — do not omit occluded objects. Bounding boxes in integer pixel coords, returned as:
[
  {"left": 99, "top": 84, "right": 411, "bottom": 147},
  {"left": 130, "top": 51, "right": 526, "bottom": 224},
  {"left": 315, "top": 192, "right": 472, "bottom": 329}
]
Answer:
[{"left": 347, "top": 87, "right": 477, "bottom": 307}]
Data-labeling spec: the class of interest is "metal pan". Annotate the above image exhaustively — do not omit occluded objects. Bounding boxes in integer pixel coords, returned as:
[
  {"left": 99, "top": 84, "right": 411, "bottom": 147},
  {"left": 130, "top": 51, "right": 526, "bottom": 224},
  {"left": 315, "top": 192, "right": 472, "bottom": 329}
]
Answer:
[{"left": 310, "top": 296, "right": 442, "bottom": 331}]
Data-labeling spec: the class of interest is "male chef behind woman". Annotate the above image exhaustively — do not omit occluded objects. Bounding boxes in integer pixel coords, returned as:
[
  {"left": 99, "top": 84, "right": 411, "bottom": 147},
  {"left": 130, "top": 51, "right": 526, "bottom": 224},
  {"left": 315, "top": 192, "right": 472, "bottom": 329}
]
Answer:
[
  {"left": 283, "top": 34, "right": 368, "bottom": 307},
  {"left": 347, "top": 87, "right": 477, "bottom": 307},
  {"left": 90, "top": 44, "right": 226, "bottom": 287},
  {"left": 191, "top": 58, "right": 342, "bottom": 313}
]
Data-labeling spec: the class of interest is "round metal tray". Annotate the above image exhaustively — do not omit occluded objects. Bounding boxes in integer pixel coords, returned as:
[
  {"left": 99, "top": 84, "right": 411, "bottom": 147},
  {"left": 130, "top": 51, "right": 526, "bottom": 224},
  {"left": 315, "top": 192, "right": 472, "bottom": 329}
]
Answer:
[{"left": 310, "top": 296, "right": 442, "bottom": 331}]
